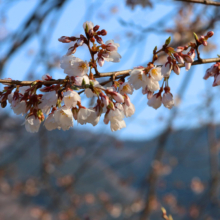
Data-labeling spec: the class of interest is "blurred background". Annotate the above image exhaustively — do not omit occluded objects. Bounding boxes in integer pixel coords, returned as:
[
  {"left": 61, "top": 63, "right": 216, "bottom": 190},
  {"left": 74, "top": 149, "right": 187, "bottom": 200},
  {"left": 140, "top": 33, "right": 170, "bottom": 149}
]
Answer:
[{"left": 0, "top": 0, "right": 220, "bottom": 219}]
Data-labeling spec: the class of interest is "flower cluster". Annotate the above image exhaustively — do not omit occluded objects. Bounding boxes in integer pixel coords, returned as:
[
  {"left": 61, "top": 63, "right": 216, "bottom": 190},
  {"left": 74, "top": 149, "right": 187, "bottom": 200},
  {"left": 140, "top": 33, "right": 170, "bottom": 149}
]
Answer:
[
  {"left": 0, "top": 22, "right": 216, "bottom": 133},
  {"left": 204, "top": 62, "right": 220, "bottom": 86}
]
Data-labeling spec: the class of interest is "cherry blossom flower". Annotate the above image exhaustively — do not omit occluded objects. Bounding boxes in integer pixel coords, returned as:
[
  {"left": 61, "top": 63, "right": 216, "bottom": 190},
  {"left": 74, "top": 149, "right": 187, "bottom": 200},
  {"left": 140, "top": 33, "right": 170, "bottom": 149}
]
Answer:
[
  {"left": 149, "top": 67, "right": 163, "bottom": 81},
  {"left": 73, "top": 75, "right": 89, "bottom": 86},
  {"left": 84, "top": 80, "right": 101, "bottom": 98},
  {"left": 54, "top": 106, "right": 73, "bottom": 131},
  {"left": 110, "top": 118, "right": 126, "bottom": 131},
  {"left": 147, "top": 93, "right": 162, "bottom": 109},
  {"left": 60, "top": 55, "right": 88, "bottom": 77},
  {"left": 203, "top": 64, "right": 219, "bottom": 80},
  {"left": 25, "top": 116, "right": 41, "bottom": 133},
  {"left": 44, "top": 112, "right": 60, "bottom": 131},
  {"left": 212, "top": 74, "right": 220, "bottom": 86},
  {"left": 144, "top": 77, "right": 160, "bottom": 92},
  {"left": 102, "top": 40, "right": 121, "bottom": 63},
  {"left": 128, "top": 69, "right": 148, "bottom": 90},
  {"left": 98, "top": 57, "right": 105, "bottom": 67},
  {"left": 63, "top": 90, "right": 81, "bottom": 108},
  {"left": 174, "top": 53, "right": 184, "bottom": 64},
  {"left": 161, "top": 62, "right": 172, "bottom": 78},
  {"left": 105, "top": 108, "right": 126, "bottom": 131},
  {"left": 38, "top": 91, "right": 57, "bottom": 115},
  {"left": 109, "top": 91, "right": 124, "bottom": 103},
  {"left": 119, "top": 82, "right": 133, "bottom": 95},
  {"left": 83, "top": 21, "right": 94, "bottom": 32},
  {"left": 77, "top": 108, "right": 100, "bottom": 126},
  {"left": 162, "top": 90, "right": 174, "bottom": 109},
  {"left": 11, "top": 97, "right": 26, "bottom": 115},
  {"left": 100, "top": 93, "right": 109, "bottom": 107},
  {"left": 173, "top": 64, "right": 180, "bottom": 75},
  {"left": 123, "top": 97, "right": 135, "bottom": 117}
]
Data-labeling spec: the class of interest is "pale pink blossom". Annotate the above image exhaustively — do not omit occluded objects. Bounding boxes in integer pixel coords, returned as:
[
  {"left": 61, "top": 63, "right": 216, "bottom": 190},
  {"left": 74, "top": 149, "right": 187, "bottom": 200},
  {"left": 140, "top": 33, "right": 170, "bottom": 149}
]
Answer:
[
  {"left": 161, "top": 63, "right": 172, "bottom": 78},
  {"left": 25, "top": 116, "right": 41, "bottom": 133},
  {"left": 110, "top": 91, "right": 124, "bottom": 103},
  {"left": 54, "top": 106, "right": 73, "bottom": 131},
  {"left": 44, "top": 113, "right": 60, "bottom": 131},
  {"left": 102, "top": 40, "right": 121, "bottom": 63},
  {"left": 123, "top": 102, "right": 135, "bottom": 117},
  {"left": 149, "top": 67, "right": 163, "bottom": 81},
  {"left": 162, "top": 92, "right": 174, "bottom": 109},
  {"left": 212, "top": 74, "right": 220, "bottom": 87},
  {"left": 174, "top": 53, "right": 184, "bottom": 64},
  {"left": 77, "top": 108, "right": 100, "bottom": 126},
  {"left": 147, "top": 94, "right": 162, "bottom": 109},
  {"left": 83, "top": 21, "right": 94, "bottom": 32},
  {"left": 119, "top": 82, "right": 133, "bottom": 95},
  {"left": 63, "top": 90, "right": 81, "bottom": 108},
  {"left": 11, "top": 98, "right": 26, "bottom": 115},
  {"left": 203, "top": 64, "right": 219, "bottom": 80},
  {"left": 98, "top": 57, "right": 105, "bottom": 67},
  {"left": 74, "top": 75, "right": 90, "bottom": 86},
  {"left": 60, "top": 55, "right": 88, "bottom": 77},
  {"left": 128, "top": 69, "right": 148, "bottom": 90},
  {"left": 173, "top": 64, "right": 180, "bottom": 75},
  {"left": 38, "top": 91, "right": 57, "bottom": 115},
  {"left": 84, "top": 80, "right": 101, "bottom": 98}
]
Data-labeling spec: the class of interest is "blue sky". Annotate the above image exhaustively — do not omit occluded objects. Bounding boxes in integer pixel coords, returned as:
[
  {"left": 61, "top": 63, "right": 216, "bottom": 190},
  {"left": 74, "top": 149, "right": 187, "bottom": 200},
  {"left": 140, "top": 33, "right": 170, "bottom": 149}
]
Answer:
[{"left": 1, "top": 0, "right": 220, "bottom": 140}]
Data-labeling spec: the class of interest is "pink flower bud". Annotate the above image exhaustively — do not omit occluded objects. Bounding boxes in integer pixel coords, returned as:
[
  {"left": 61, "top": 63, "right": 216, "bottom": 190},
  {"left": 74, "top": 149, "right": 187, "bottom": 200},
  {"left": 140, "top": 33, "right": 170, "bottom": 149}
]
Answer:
[
  {"left": 173, "top": 53, "right": 184, "bottom": 64},
  {"left": 66, "top": 45, "right": 77, "bottom": 55},
  {"left": 100, "top": 93, "right": 109, "bottom": 107},
  {"left": 147, "top": 91, "right": 153, "bottom": 100},
  {"left": 207, "top": 31, "right": 214, "bottom": 38},
  {"left": 124, "top": 94, "right": 131, "bottom": 107},
  {"left": 111, "top": 92, "right": 124, "bottom": 103},
  {"left": 147, "top": 93, "right": 162, "bottom": 109},
  {"left": 173, "top": 64, "right": 180, "bottom": 75},
  {"left": 185, "top": 62, "right": 192, "bottom": 71},
  {"left": 106, "top": 43, "right": 117, "bottom": 51},
  {"left": 213, "top": 74, "right": 220, "bottom": 87},
  {"left": 77, "top": 38, "right": 84, "bottom": 46},
  {"left": 58, "top": 36, "right": 72, "bottom": 43},
  {"left": 96, "top": 36, "right": 104, "bottom": 44},
  {"left": 42, "top": 74, "right": 52, "bottom": 81},
  {"left": 176, "top": 46, "right": 184, "bottom": 53},
  {"left": 98, "top": 57, "right": 104, "bottom": 67},
  {"left": 182, "top": 54, "right": 193, "bottom": 63}
]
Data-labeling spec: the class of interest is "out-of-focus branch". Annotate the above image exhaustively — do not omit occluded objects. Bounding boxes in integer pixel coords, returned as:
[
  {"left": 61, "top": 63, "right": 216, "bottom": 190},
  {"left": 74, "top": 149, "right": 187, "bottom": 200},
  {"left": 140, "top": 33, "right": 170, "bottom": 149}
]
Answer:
[
  {"left": 0, "top": 57, "right": 220, "bottom": 86},
  {"left": 175, "top": 0, "right": 220, "bottom": 6}
]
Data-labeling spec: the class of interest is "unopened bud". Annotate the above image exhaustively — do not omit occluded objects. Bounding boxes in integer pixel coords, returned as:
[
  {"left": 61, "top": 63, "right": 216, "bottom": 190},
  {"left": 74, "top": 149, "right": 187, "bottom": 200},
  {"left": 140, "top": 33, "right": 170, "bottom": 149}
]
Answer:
[
  {"left": 58, "top": 36, "right": 72, "bottom": 43},
  {"left": 93, "top": 25, "right": 100, "bottom": 32},
  {"left": 100, "top": 29, "right": 107, "bottom": 36},
  {"left": 1, "top": 101, "right": 7, "bottom": 108},
  {"left": 90, "top": 37, "right": 95, "bottom": 43},
  {"left": 207, "top": 31, "right": 214, "bottom": 38},
  {"left": 96, "top": 36, "right": 104, "bottom": 44}
]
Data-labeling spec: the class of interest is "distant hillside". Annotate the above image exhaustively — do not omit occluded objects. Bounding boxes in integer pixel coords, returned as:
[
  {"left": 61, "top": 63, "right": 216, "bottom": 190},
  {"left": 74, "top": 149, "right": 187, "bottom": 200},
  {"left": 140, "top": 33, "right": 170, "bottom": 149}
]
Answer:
[{"left": 0, "top": 113, "right": 219, "bottom": 220}]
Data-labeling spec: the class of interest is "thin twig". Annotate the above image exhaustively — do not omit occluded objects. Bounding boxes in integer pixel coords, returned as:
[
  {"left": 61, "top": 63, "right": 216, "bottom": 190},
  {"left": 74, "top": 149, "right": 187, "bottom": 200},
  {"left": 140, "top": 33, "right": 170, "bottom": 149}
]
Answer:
[
  {"left": 1, "top": 57, "right": 219, "bottom": 87},
  {"left": 175, "top": 0, "right": 220, "bottom": 6}
]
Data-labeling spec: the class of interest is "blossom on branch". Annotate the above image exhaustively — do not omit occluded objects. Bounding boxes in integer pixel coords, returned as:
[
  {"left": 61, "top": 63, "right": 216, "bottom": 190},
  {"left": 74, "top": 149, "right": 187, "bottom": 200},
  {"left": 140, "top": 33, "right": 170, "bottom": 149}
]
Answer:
[{"left": 0, "top": 22, "right": 217, "bottom": 133}]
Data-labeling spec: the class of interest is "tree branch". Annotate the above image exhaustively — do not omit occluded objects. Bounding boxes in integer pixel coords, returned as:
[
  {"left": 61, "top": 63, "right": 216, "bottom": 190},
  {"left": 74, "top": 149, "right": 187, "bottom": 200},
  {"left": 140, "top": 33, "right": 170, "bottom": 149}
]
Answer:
[
  {"left": 0, "top": 57, "right": 219, "bottom": 87},
  {"left": 175, "top": 0, "right": 220, "bottom": 6}
]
